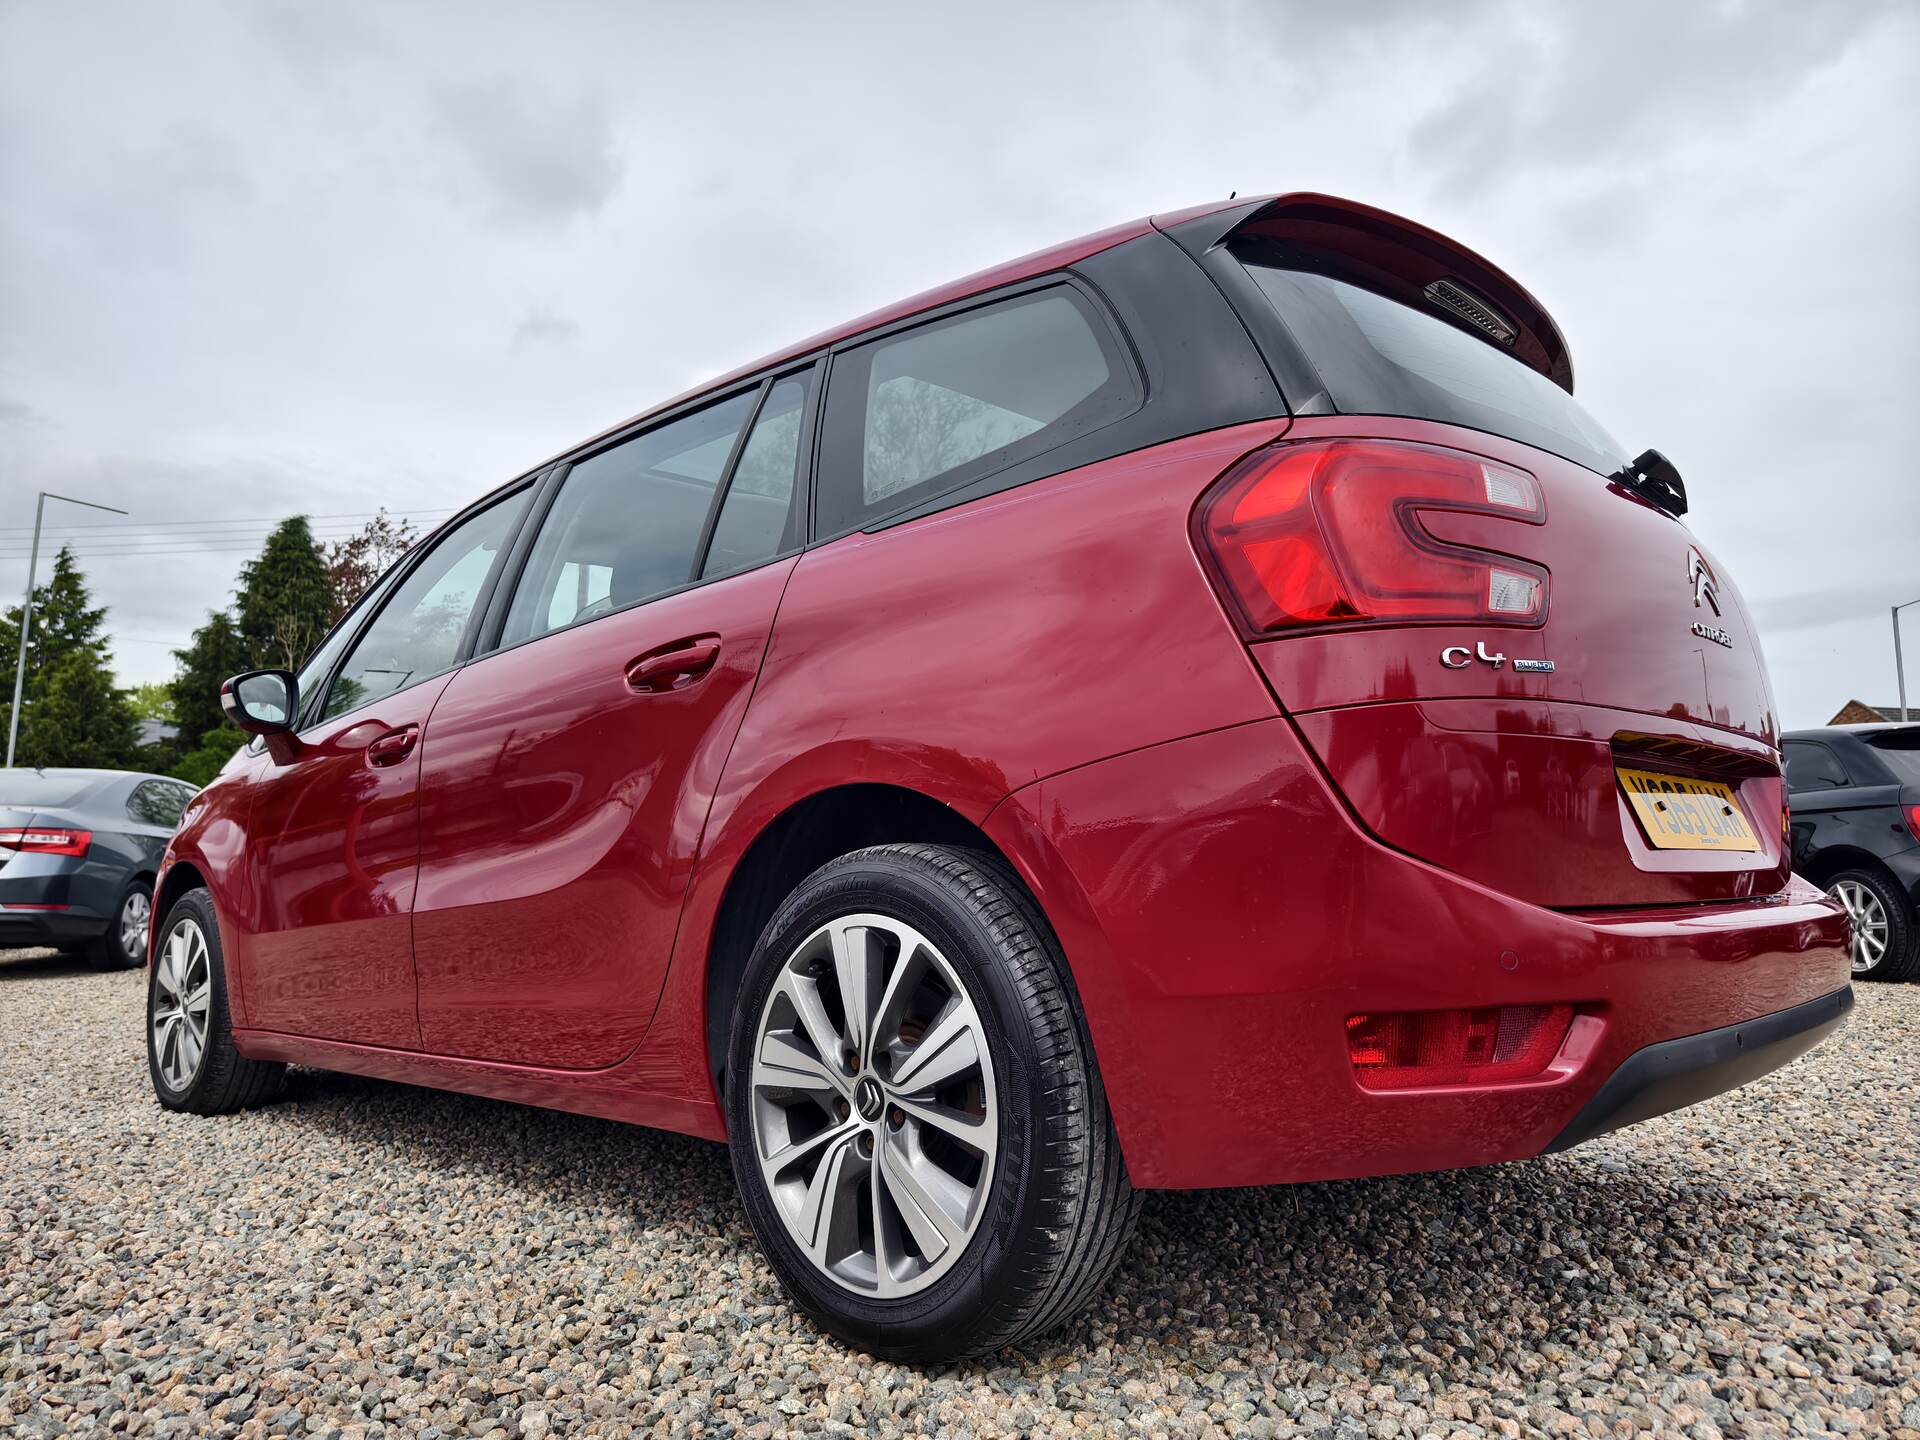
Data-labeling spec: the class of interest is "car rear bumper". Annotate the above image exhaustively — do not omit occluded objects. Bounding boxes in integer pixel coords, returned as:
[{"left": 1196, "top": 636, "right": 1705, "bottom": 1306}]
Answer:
[
  {"left": 1547, "top": 985, "right": 1852, "bottom": 1152},
  {"left": 986, "top": 716, "right": 1854, "bottom": 1189},
  {"left": 0, "top": 908, "right": 108, "bottom": 949}
]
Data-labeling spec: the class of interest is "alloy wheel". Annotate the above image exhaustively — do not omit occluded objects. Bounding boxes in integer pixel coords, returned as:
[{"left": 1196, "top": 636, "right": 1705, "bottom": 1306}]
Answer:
[
  {"left": 151, "top": 918, "right": 212, "bottom": 1090},
  {"left": 1829, "top": 879, "right": 1889, "bottom": 974},
  {"left": 748, "top": 913, "right": 998, "bottom": 1297},
  {"left": 119, "top": 889, "right": 151, "bottom": 961}
]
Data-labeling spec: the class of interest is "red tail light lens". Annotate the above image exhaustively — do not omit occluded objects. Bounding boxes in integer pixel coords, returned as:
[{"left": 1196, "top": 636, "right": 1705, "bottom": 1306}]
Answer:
[
  {"left": 1905, "top": 804, "right": 1920, "bottom": 845},
  {"left": 1196, "top": 439, "right": 1549, "bottom": 634},
  {"left": 1345, "top": 1004, "right": 1574, "bottom": 1090},
  {"left": 0, "top": 827, "right": 92, "bottom": 857}
]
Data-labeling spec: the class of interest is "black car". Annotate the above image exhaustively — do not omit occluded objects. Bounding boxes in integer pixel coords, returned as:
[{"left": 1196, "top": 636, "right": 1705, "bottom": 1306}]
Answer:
[
  {"left": 1783, "top": 723, "right": 1920, "bottom": 980},
  {"left": 0, "top": 768, "right": 198, "bottom": 968}
]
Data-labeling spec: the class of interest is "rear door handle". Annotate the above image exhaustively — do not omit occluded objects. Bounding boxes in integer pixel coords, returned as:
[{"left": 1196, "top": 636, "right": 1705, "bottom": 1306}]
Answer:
[
  {"left": 366, "top": 724, "right": 421, "bottom": 768},
  {"left": 626, "top": 636, "right": 721, "bottom": 693}
]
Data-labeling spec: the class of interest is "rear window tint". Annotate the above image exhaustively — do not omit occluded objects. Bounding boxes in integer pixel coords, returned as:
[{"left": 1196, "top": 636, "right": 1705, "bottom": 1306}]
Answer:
[
  {"left": 1865, "top": 729, "right": 1920, "bottom": 783},
  {"left": 816, "top": 287, "right": 1136, "bottom": 536},
  {"left": 0, "top": 770, "right": 103, "bottom": 807},
  {"left": 1237, "top": 260, "right": 1628, "bottom": 478}
]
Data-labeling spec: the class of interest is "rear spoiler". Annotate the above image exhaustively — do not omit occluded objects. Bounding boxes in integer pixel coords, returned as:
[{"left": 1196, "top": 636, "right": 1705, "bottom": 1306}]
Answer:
[{"left": 1157, "top": 193, "right": 1576, "bottom": 394}]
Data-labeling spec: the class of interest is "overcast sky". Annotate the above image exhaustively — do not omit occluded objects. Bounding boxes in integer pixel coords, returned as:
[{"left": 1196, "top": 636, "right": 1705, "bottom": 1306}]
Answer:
[{"left": 2, "top": 1, "right": 1916, "bottom": 727}]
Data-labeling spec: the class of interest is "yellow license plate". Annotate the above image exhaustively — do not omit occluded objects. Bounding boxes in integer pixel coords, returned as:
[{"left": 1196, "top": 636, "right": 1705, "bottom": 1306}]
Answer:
[{"left": 1617, "top": 767, "right": 1760, "bottom": 852}]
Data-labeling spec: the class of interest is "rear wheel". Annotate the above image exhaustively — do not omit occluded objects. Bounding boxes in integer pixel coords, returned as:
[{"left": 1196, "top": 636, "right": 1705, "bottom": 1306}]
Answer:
[
  {"left": 84, "top": 878, "right": 151, "bottom": 970},
  {"left": 1827, "top": 868, "right": 1918, "bottom": 981},
  {"left": 147, "top": 887, "right": 285, "bottom": 1113},
  {"left": 726, "top": 844, "right": 1140, "bottom": 1361}
]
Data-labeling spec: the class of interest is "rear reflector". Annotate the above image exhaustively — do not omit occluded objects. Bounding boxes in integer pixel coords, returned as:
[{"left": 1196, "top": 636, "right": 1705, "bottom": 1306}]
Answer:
[
  {"left": 1195, "top": 439, "right": 1549, "bottom": 634},
  {"left": 0, "top": 827, "right": 91, "bottom": 857},
  {"left": 1345, "top": 1004, "right": 1574, "bottom": 1091}
]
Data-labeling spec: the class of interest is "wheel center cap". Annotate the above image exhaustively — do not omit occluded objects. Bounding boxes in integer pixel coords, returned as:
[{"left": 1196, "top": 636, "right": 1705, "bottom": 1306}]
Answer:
[{"left": 854, "top": 1075, "right": 885, "bottom": 1122}]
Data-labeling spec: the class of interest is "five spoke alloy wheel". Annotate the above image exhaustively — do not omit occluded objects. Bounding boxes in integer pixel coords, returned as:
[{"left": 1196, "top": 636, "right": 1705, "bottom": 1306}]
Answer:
[
  {"left": 749, "top": 913, "right": 998, "bottom": 1298},
  {"left": 1829, "top": 877, "right": 1889, "bottom": 976},
  {"left": 151, "top": 917, "right": 213, "bottom": 1092}
]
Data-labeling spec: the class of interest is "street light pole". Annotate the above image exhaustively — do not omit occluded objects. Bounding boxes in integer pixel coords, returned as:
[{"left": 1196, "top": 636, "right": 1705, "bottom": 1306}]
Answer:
[
  {"left": 6, "top": 491, "right": 130, "bottom": 769},
  {"left": 1896, "top": 597, "right": 1920, "bottom": 724}
]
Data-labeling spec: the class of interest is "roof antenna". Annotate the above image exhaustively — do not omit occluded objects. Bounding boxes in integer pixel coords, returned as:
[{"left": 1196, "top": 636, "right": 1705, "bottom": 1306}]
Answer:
[{"left": 1229, "top": 190, "right": 1237, "bottom": 199}]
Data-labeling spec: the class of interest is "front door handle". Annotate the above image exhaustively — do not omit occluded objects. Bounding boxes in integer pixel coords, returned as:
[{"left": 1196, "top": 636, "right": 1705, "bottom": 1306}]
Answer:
[
  {"left": 626, "top": 635, "right": 721, "bottom": 693},
  {"left": 366, "top": 724, "right": 421, "bottom": 768}
]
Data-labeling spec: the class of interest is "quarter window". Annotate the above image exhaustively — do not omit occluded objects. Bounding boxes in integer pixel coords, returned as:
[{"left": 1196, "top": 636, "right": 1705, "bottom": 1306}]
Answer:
[
  {"left": 1783, "top": 741, "right": 1849, "bottom": 792},
  {"left": 501, "top": 390, "right": 757, "bottom": 646},
  {"left": 816, "top": 288, "right": 1135, "bottom": 536},
  {"left": 321, "top": 491, "right": 527, "bottom": 722}
]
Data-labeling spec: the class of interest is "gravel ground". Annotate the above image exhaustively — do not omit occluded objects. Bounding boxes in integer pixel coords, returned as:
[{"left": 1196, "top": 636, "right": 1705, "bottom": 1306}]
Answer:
[{"left": 2, "top": 950, "right": 1914, "bottom": 1440}]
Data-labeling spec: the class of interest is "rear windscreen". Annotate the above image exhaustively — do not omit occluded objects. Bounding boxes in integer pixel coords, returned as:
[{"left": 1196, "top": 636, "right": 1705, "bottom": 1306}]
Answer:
[
  {"left": 0, "top": 770, "right": 99, "bottom": 808},
  {"left": 1238, "top": 259, "right": 1628, "bottom": 479},
  {"left": 1866, "top": 730, "right": 1920, "bottom": 783}
]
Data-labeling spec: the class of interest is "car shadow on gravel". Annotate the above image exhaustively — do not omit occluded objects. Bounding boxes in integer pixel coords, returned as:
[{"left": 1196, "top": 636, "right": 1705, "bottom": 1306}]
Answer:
[
  {"left": 270, "top": 1064, "right": 1772, "bottom": 1369},
  {"left": 0, "top": 948, "right": 111, "bottom": 980},
  {"left": 275, "top": 1066, "right": 745, "bottom": 1228},
  {"left": 1043, "top": 1160, "right": 1796, "bottom": 1371}
]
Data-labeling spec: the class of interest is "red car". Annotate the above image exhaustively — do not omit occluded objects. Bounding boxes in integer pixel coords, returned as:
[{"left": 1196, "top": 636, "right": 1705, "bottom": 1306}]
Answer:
[{"left": 150, "top": 193, "right": 1851, "bottom": 1360}]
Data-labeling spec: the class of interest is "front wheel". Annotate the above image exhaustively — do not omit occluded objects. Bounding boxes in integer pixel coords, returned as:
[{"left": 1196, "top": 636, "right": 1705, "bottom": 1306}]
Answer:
[
  {"left": 147, "top": 887, "right": 286, "bottom": 1113},
  {"left": 85, "top": 878, "right": 152, "bottom": 970},
  {"left": 726, "top": 844, "right": 1140, "bottom": 1361}
]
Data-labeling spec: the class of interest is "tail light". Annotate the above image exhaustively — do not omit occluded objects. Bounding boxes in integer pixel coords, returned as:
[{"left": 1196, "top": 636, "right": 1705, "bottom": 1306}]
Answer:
[
  {"left": 0, "top": 827, "right": 92, "bottom": 857},
  {"left": 1906, "top": 804, "right": 1920, "bottom": 845},
  {"left": 1345, "top": 1004, "right": 1574, "bottom": 1091},
  {"left": 1195, "top": 438, "right": 1549, "bottom": 634}
]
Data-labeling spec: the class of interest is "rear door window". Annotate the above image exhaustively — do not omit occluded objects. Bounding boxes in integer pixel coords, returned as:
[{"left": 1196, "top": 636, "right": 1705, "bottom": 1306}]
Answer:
[
  {"left": 1236, "top": 259, "right": 1628, "bottom": 478},
  {"left": 700, "top": 371, "right": 811, "bottom": 580},
  {"left": 501, "top": 390, "right": 758, "bottom": 647},
  {"left": 815, "top": 287, "right": 1137, "bottom": 536},
  {"left": 127, "top": 780, "right": 192, "bottom": 828}
]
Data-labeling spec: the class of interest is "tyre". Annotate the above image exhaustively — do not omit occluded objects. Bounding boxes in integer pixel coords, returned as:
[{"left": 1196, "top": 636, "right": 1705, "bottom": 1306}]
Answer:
[
  {"left": 725, "top": 843, "right": 1140, "bottom": 1361},
  {"left": 147, "top": 887, "right": 286, "bottom": 1114},
  {"left": 1827, "top": 868, "right": 1918, "bottom": 981},
  {"left": 86, "top": 877, "right": 153, "bottom": 971}
]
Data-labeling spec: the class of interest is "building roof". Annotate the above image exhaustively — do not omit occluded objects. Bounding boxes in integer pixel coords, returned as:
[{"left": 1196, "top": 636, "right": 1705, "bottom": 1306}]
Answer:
[{"left": 1827, "top": 700, "right": 1916, "bottom": 725}]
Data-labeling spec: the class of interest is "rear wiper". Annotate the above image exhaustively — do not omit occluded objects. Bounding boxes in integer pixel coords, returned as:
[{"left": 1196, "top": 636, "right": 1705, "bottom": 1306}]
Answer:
[{"left": 1610, "top": 448, "right": 1688, "bottom": 517}]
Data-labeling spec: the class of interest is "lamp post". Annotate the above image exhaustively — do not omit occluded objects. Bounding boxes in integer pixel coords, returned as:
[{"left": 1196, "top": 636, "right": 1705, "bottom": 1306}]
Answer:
[
  {"left": 6, "top": 491, "right": 130, "bottom": 769},
  {"left": 1897, "top": 597, "right": 1920, "bottom": 725}
]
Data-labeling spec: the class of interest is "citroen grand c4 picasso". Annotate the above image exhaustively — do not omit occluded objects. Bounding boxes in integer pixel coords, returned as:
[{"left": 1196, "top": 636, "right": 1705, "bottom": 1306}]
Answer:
[{"left": 148, "top": 193, "right": 1852, "bottom": 1360}]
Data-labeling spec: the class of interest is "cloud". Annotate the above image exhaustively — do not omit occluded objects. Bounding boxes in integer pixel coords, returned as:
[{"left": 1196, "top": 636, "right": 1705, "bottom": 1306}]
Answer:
[
  {"left": 511, "top": 312, "right": 578, "bottom": 348},
  {"left": 434, "top": 79, "right": 622, "bottom": 227},
  {"left": 1403, "top": 2, "right": 1899, "bottom": 195}
]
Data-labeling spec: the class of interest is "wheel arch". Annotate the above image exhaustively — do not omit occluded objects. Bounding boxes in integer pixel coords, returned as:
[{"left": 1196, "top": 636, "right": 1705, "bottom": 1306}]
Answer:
[
  {"left": 153, "top": 859, "right": 208, "bottom": 944},
  {"left": 701, "top": 782, "right": 1021, "bottom": 1090},
  {"left": 1799, "top": 844, "right": 1902, "bottom": 893}
]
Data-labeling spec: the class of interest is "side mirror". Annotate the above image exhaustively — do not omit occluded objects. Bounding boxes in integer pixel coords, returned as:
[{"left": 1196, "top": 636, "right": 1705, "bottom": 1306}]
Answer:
[{"left": 219, "top": 670, "right": 301, "bottom": 762}]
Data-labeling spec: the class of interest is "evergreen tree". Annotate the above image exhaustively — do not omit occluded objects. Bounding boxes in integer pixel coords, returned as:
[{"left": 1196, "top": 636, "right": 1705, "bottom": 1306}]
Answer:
[
  {"left": 1, "top": 547, "right": 130, "bottom": 765},
  {"left": 235, "top": 517, "right": 333, "bottom": 672},
  {"left": 17, "top": 651, "right": 138, "bottom": 768},
  {"left": 0, "top": 548, "right": 111, "bottom": 698},
  {"left": 169, "top": 611, "right": 250, "bottom": 758}
]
